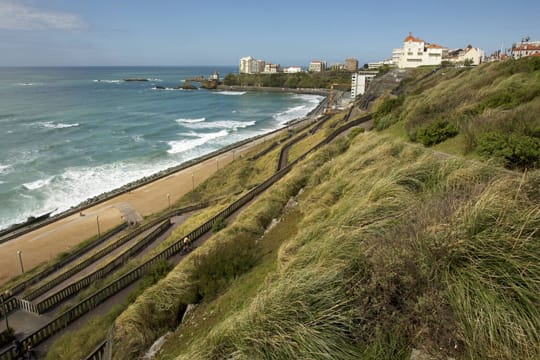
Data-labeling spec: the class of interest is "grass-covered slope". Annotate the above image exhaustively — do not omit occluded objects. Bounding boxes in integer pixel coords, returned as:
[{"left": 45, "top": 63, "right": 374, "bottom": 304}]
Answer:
[
  {"left": 372, "top": 57, "right": 540, "bottom": 169},
  {"left": 112, "top": 131, "right": 539, "bottom": 359}
]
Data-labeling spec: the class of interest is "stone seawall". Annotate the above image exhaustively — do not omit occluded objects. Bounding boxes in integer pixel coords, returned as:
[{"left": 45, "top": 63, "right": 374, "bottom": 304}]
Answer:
[{"left": 216, "top": 85, "right": 329, "bottom": 96}]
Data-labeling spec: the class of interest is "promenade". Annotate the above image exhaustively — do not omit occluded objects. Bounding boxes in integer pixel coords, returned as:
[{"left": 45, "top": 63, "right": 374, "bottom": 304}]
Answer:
[{"left": 0, "top": 132, "right": 280, "bottom": 285}]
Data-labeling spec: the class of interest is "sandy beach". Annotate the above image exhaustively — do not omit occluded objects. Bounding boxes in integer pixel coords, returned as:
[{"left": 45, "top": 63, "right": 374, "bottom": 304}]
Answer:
[{"left": 0, "top": 132, "right": 280, "bottom": 285}]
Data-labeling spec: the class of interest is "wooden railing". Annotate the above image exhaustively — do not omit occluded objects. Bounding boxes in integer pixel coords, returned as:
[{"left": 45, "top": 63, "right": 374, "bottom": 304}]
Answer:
[
  {"left": 0, "top": 113, "right": 373, "bottom": 360},
  {"left": 34, "top": 220, "right": 173, "bottom": 314}
]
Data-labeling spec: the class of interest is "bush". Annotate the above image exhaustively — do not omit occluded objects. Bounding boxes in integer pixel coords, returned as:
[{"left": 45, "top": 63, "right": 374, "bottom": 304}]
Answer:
[
  {"left": 415, "top": 120, "right": 459, "bottom": 146},
  {"left": 348, "top": 127, "right": 365, "bottom": 139},
  {"left": 373, "top": 96, "right": 404, "bottom": 131},
  {"left": 212, "top": 217, "right": 227, "bottom": 233},
  {"left": 477, "top": 132, "right": 540, "bottom": 169}
]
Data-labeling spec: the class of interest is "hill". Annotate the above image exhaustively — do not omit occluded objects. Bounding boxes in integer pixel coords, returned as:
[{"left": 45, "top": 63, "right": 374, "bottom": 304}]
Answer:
[
  {"left": 45, "top": 59, "right": 540, "bottom": 360},
  {"left": 369, "top": 58, "right": 540, "bottom": 169}
]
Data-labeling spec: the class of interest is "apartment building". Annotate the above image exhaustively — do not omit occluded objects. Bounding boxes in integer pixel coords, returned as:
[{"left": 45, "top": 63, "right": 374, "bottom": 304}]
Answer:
[
  {"left": 394, "top": 33, "right": 447, "bottom": 68},
  {"left": 309, "top": 60, "right": 327, "bottom": 72}
]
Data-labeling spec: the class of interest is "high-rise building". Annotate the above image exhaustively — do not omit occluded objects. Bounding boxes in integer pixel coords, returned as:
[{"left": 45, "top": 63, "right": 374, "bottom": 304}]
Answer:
[
  {"left": 345, "top": 58, "right": 359, "bottom": 71},
  {"left": 309, "top": 60, "right": 326, "bottom": 72},
  {"left": 240, "top": 56, "right": 265, "bottom": 74}
]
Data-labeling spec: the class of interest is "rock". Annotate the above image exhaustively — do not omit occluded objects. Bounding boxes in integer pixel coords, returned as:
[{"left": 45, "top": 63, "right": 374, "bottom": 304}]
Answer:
[
  {"left": 153, "top": 85, "right": 166, "bottom": 90},
  {"left": 182, "top": 81, "right": 197, "bottom": 90},
  {"left": 123, "top": 78, "right": 149, "bottom": 82}
]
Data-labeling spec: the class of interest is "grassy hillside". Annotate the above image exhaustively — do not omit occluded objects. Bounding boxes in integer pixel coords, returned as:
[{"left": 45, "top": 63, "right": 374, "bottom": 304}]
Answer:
[
  {"left": 372, "top": 58, "right": 540, "bottom": 169},
  {"left": 110, "top": 130, "right": 539, "bottom": 359}
]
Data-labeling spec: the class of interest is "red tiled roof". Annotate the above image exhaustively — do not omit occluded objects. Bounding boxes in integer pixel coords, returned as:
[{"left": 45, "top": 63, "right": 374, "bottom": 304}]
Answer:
[
  {"left": 427, "top": 43, "right": 443, "bottom": 49},
  {"left": 404, "top": 32, "right": 423, "bottom": 43},
  {"left": 513, "top": 44, "right": 540, "bottom": 51}
]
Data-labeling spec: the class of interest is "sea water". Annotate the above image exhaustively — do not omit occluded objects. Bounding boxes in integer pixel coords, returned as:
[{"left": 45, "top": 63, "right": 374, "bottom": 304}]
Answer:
[{"left": 0, "top": 67, "right": 323, "bottom": 230}]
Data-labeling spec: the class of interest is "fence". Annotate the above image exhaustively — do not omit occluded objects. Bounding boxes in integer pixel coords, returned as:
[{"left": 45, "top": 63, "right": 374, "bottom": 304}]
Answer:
[
  {"left": 0, "top": 113, "right": 373, "bottom": 360},
  {"left": 34, "top": 220, "right": 173, "bottom": 315},
  {"left": 22, "top": 205, "right": 199, "bottom": 302}
]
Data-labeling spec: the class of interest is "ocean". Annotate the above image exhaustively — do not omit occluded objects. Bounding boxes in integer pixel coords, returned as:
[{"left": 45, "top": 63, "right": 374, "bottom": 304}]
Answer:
[{"left": 0, "top": 66, "right": 323, "bottom": 230}]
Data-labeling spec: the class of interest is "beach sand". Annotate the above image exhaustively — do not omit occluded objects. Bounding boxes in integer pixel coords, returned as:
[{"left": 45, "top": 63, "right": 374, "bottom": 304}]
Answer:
[{"left": 0, "top": 133, "right": 278, "bottom": 285}]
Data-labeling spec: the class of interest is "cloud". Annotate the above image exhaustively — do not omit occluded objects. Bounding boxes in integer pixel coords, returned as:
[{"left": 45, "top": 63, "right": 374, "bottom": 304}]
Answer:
[{"left": 0, "top": 0, "right": 85, "bottom": 30}]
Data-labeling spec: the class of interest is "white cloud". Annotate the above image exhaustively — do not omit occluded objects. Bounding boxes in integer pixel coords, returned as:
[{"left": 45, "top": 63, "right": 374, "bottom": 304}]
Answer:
[{"left": 0, "top": 0, "right": 85, "bottom": 30}]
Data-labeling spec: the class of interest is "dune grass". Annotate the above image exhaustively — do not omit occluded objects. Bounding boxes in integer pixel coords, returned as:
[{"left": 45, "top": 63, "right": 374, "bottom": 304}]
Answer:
[
  {"left": 118, "top": 132, "right": 540, "bottom": 360},
  {"left": 372, "top": 57, "right": 540, "bottom": 169}
]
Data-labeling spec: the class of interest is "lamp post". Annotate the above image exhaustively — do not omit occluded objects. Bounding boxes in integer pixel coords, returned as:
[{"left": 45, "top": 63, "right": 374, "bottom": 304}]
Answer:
[
  {"left": 96, "top": 216, "right": 101, "bottom": 238},
  {"left": 216, "top": 157, "right": 219, "bottom": 170},
  {"left": 16, "top": 250, "right": 24, "bottom": 274},
  {"left": 0, "top": 293, "right": 8, "bottom": 331},
  {"left": 191, "top": 173, "right": 195, "bottom": 192},
  {"left": 167, "top": 193, "right": 171, "bottom": 209}
]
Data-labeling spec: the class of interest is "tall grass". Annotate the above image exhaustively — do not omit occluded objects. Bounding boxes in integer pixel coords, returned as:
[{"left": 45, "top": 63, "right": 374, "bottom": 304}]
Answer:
[{"left": 149, "top": 133, "right": 540, "bottom": 360}]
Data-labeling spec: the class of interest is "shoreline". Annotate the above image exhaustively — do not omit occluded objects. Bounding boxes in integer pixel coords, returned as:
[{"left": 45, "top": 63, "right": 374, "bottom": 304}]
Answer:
[
  {"left": 0, "top": 93, "right": 328, "bottom": 243},
  {"left": 216, "top": 85, "right": 329, "bottom": 96}
]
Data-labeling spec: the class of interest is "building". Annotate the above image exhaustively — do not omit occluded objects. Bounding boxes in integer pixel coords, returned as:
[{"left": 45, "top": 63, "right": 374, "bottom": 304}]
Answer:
[
  {"left": 394, "top": 33, "right": 447, "bottom": 68},
  {"left": 330, "top": 63, "right": 344, "bottom": 71},
  {"left": 351, "top": 71, "right": 377, "bottom": 98},
  {"left": 283, "top": 66, "right": 303, "bottom": 73},
  {"left": 239, "top": 56, "right": 265, "bottom": 74},
  {"left": 512, "top": 40, "right": 540, "bottom": 59},
  {"left": 209, "top": 70, "right": 220, "bottom": 81},
  {"left": 448, "top": 45, "right": 485, "bottom": 65},
  {"left": 309, "top": 60, "right": 327, "bottom": 72},
  {"left": 345, "top": 58, "right": 359, "bottom": 71},
  {"left": 263, "top": 63, "right": 281, "bottom": 73},
  {"left": 367, "top": 59, "right": 394, "bottom": 70}
]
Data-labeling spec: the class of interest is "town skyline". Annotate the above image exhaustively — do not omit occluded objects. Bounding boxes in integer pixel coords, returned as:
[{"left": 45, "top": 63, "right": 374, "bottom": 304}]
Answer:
[{"left": 0, "top": 0, "right": 539, "bottom": 66}]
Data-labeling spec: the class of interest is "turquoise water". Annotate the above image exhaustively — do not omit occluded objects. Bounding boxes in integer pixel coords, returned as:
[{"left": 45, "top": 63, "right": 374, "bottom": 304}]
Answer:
[{"left": 0, "top": 67, "right": 323, "bottom": 230}]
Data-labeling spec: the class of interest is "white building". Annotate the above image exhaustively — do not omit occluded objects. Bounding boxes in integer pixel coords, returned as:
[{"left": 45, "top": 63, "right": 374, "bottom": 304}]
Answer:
[
  {"left": 448, "top": 45, "right": 485, "bottom": 65},
  {"left": 512, "top": 40, "right": 540, "bottom": 59},
  {"left": 351, "top": 71, "right": 377, "bottom": 98},
  {"left": 395, "top": 33, "right": 446, "bottom": 68},
  {"left": 283, "top": 66, "right": 303, "bottom": 73},
  {"left": 309, "top": 60, "right": 327, "bottom": 72},
  {"left": 240, "top": 56, "right": 265, "bottom": 74},
  {"left": 263, "top": 63, "right": 281, "bottom": 73}
]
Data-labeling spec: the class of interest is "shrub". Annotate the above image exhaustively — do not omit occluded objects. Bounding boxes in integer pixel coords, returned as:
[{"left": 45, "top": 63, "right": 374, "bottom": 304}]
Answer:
[
  {"left": 416, "top": 120, "right": 459, "bottom": 146},
  {"left": 212, "top": 217, "right": 227, "bottom": 233},
  {"left": 348, "top": 127, "right": 365, "bottom": 139},
  {"left": 373, "top": 96, "right": 404, "bottom": 130},
  {"left": 477, "top": 132, "right": 540, "bottom": 169}
]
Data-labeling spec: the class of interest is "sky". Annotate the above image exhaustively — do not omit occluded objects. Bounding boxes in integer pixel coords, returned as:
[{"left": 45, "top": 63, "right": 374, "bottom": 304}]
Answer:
[{"left": 0, "top": 0, "right": 539, "bottom": 67}]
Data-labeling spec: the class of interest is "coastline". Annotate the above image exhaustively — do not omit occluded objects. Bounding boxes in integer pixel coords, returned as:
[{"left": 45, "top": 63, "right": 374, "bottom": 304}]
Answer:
[
  {"left": 0, "top": 94, "right": 327, "bottom": 283},
  {"left": 216, "top": 85, "right": 329, "bottom": 96},
  {"left": 0, "top": 91, "right": 328, "bottom": 241}
]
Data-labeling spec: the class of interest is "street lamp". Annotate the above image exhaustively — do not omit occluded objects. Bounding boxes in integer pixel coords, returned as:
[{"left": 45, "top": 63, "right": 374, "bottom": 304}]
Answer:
[
  {"left": 167, "top": 193, "right": 171, "bottom": 209},
  {"left": 16, "top": 250, "right": 24, "bottom": 274},
  {"left": 191, "top": 173, "right": 195, "bottom": 192},
  {"left": 96, "top": 216, "right": 101, "bottom": 238}
]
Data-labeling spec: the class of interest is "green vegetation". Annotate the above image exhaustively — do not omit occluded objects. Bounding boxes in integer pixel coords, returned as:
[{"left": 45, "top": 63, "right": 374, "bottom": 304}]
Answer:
[
  {"left": 223, "top": 71, "right": 352, "bottom": 89},
  {"left": 371, "top": 57, "right": 540, "bottom": 169},
  {"left": 106, "top": 127, "right": 540, "bottom": 359},
  {"left": 45, "top": 260, "right": 172, "bottom": 360}
]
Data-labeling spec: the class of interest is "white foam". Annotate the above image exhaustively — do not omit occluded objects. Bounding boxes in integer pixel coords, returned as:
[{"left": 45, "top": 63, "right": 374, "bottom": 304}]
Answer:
[
  {"left": 22, "top": 176, "right": 54, "bottom": 190},
  {"left": 182, "top": 120, "right": 256, "bottom": 131},
  {"left": 216, "top": 91, "right": 246, "bottom": 96},
  {"left": 16, "top": 82, "right": 36, "bottom": 86},
  {"left": 0, "top": 164, "right": 9, "bottom": 173},
  {"left": 94, "top": 79, "right": 121, "bottom": 83},
  {"left": 131, "top": 134, "right": 144, "bottom": 142},
  {"left": 149, "top": 78, "right": 162, "bottom": 82},
  {"left": 167, "top": 130, "right": 229, "bottom": 154},
  {"left": 273, "top": 95, "right": 324, "bottom": 124},
  {"left": 175, "top": 117, "right": 206, "bottom": 124},
  {"left": 152, "top": 86, "right": 183, "bottom": 91},
  {"left": 41, "top": 121, "right": 80, "bottom": 129}
]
